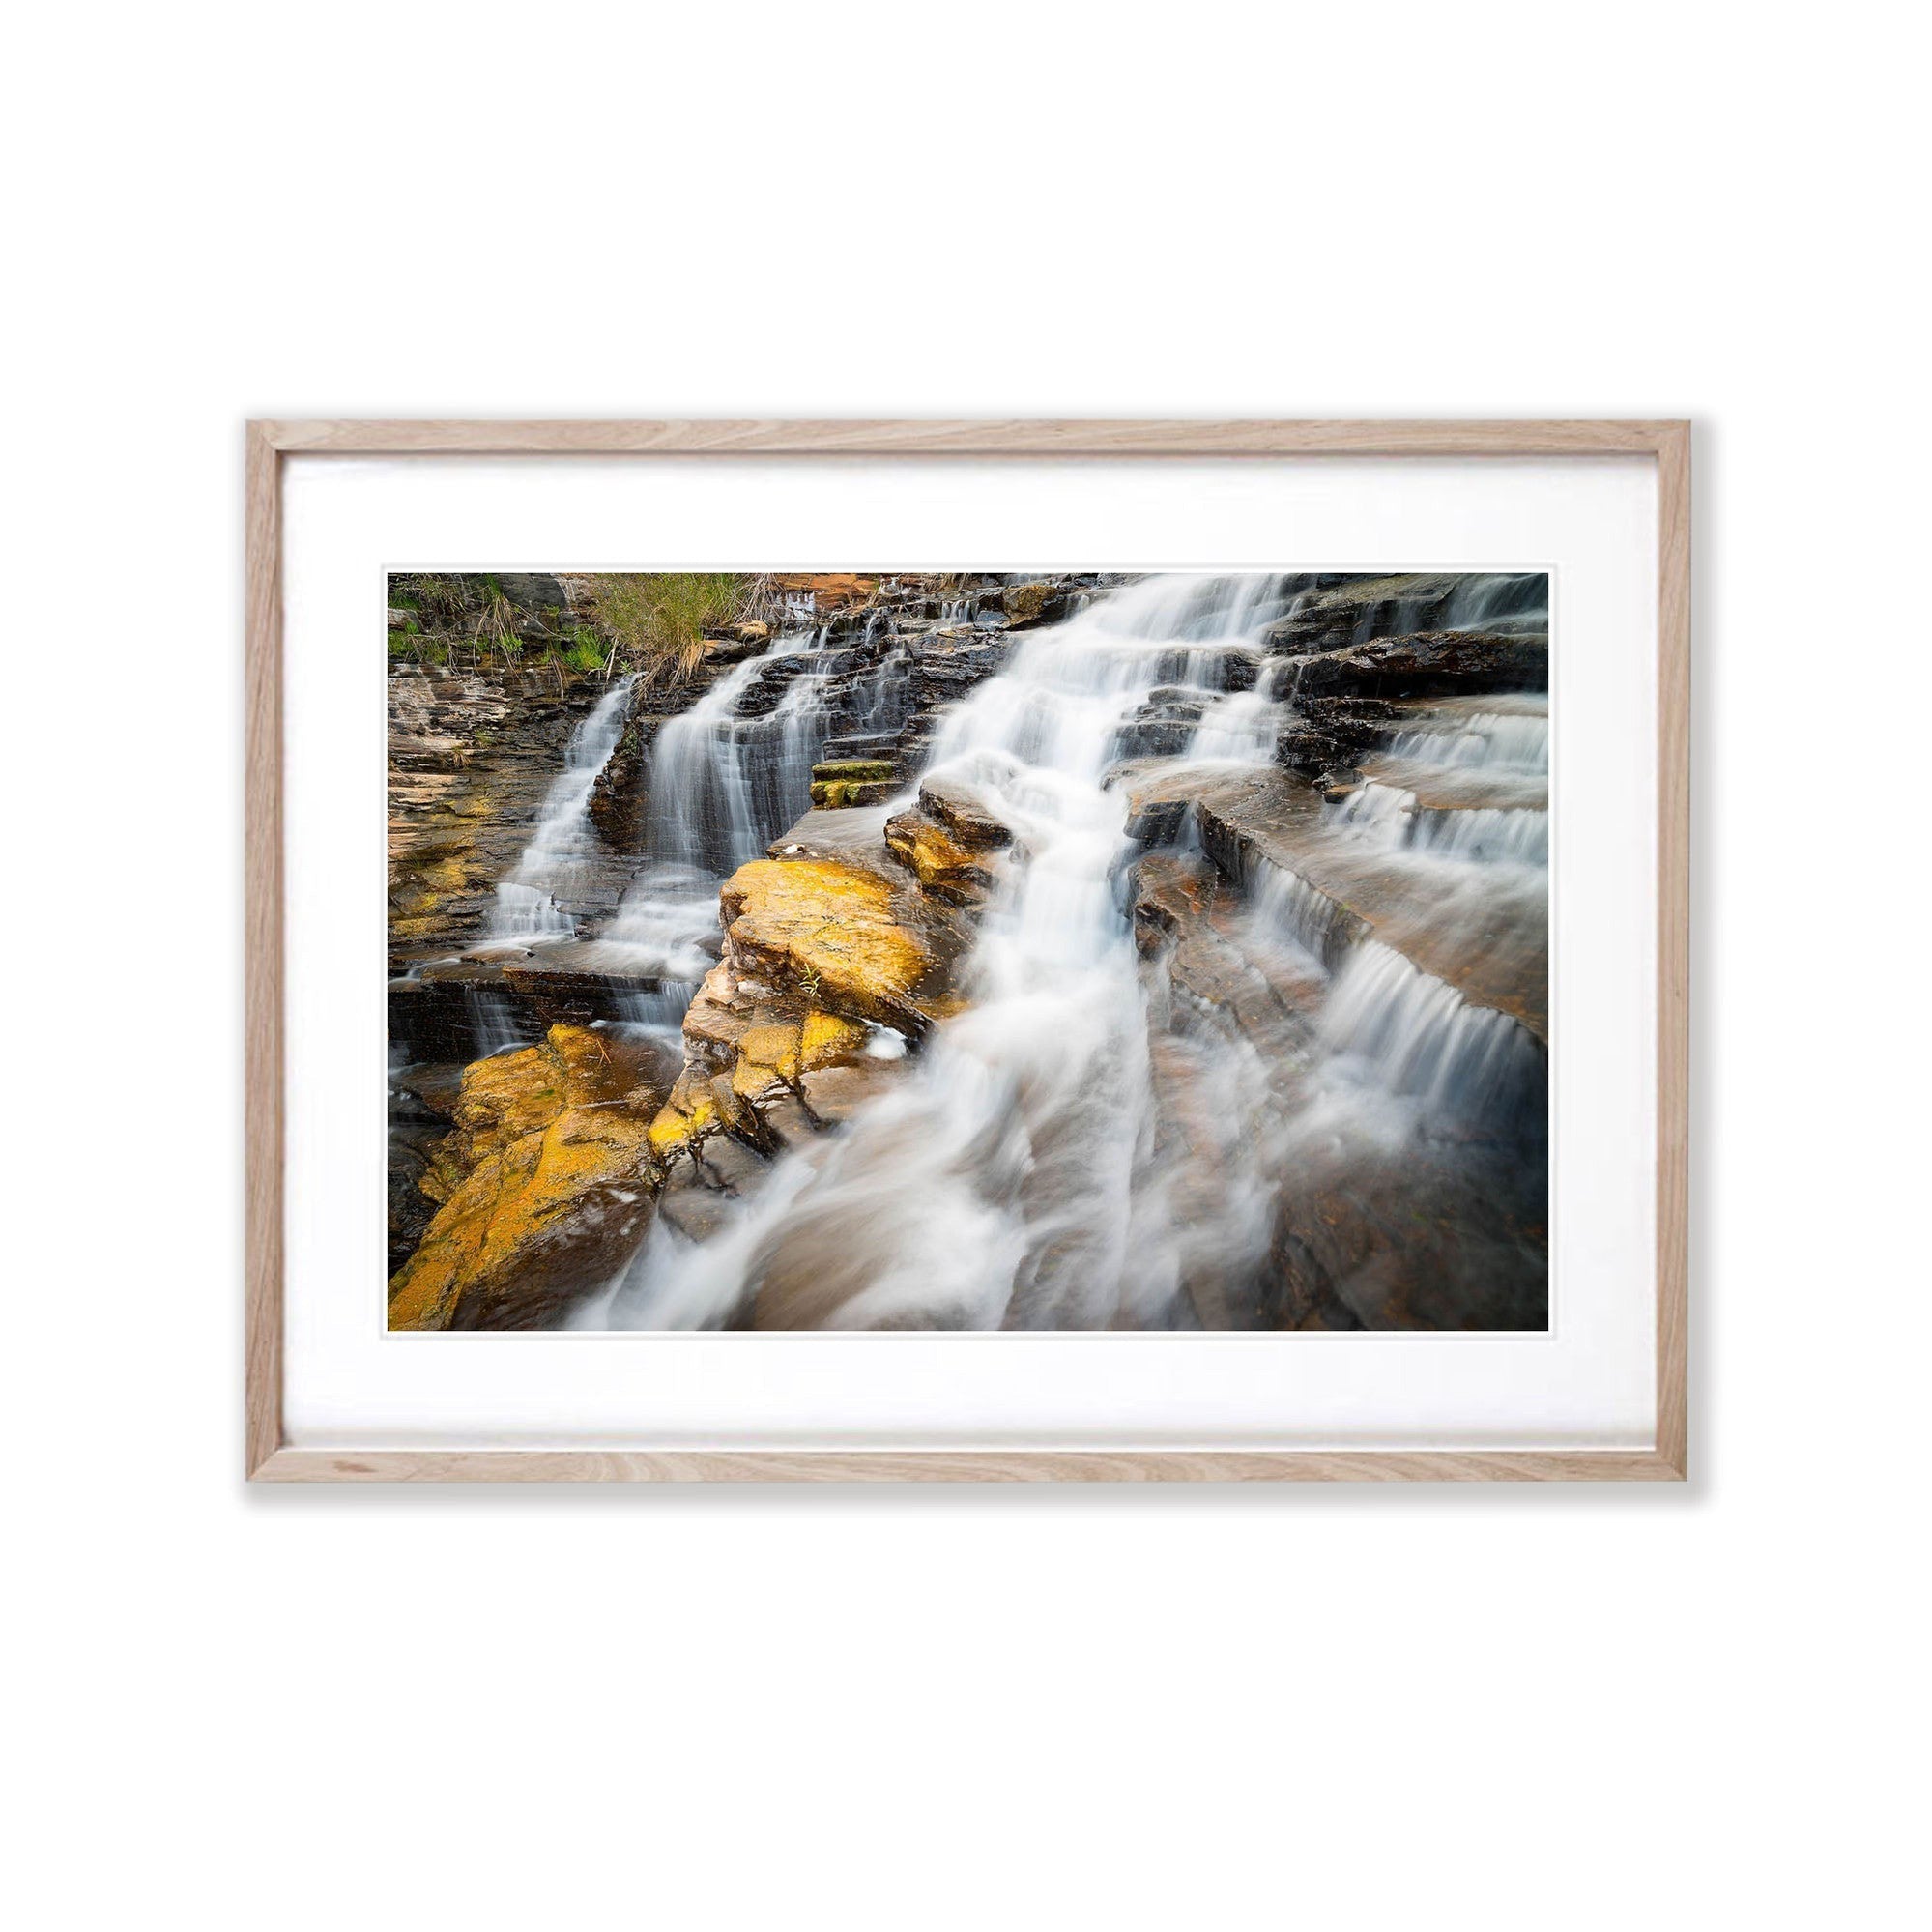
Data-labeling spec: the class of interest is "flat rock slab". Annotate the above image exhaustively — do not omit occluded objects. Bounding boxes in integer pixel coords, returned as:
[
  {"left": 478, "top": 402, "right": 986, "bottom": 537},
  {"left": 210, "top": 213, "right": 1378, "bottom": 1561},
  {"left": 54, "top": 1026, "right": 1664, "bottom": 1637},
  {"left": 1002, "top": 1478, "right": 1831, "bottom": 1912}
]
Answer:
[
  {"left": 1365, "top": 759, "right": 1549, "bottom": 813},
  {"left": 767, "top": 803, "right": 904, "bottom": 864}
]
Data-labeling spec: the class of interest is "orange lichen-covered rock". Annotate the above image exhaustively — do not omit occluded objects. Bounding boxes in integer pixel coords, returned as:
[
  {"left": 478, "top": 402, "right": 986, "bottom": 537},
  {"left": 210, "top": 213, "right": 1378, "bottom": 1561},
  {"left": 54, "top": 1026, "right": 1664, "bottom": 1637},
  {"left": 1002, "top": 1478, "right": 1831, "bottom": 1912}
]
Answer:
[
  {"left": 767, "top": 572, "right": 879, "bottom": 613},
  {"left": 801, "top": 1008, "right": 869, "bottom": 1066},
  {"left": 718, "top": 858, "right": 934, "bottom": 1031},
  {"left": 388, "top": 1024, "right": 670, "bottom": 1330},
  {"left": 388, "top": 1102, "right": 660, "bottom": 1330},
  {"left": 729, "top": 1009, "right": 871, "bottom": 1098},
  {"left": 648, "top": 1068, "right": 724, "bottom": 1155},
  {"left": 418, "top": 1023, "right": 667, "bottom": 1203}
]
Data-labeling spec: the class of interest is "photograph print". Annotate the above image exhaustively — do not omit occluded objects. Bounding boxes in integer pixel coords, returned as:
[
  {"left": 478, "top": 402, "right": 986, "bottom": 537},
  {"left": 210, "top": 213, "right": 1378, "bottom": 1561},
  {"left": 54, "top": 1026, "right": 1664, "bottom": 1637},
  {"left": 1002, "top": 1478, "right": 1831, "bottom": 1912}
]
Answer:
[{"left": 387, "top": 568, "right": 1549, "bottom": 1332}]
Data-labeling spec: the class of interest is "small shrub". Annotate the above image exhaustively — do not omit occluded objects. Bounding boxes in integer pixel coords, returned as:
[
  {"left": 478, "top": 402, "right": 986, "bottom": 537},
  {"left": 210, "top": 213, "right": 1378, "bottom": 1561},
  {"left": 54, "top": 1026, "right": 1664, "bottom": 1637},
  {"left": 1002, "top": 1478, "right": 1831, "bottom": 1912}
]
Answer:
[
  {"left": 581, "top": 573, "right": 750, "bottom": 689},
  {"left": 559, "top": 626, "right": 607, "bottom": 676}
]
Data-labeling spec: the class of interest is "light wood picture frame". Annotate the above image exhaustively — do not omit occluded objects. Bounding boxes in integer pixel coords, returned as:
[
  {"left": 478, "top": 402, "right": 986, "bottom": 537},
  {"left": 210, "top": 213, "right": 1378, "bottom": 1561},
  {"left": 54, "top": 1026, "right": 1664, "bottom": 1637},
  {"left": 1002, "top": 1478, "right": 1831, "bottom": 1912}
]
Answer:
[{"left": 245, "top": 418, "right": 1689, "bottom": 1483}]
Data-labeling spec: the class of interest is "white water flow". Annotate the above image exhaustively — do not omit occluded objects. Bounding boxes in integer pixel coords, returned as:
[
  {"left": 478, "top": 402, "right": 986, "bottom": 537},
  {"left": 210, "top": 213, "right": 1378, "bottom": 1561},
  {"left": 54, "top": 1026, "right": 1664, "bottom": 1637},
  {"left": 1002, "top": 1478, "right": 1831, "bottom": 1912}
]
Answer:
[
  {"left": 1318, "top": 938, "right": 1545, "bottom": 1136},
  {"left": 603, "top": 573, "right": 1305, "bottom": 1330},
  {"left": 487, "top": 676, "right": 637, "bottom": 942},
  {"left": 1290, "top": 691, "right": 1548, "bottom": 1138},
  {"left": 1385, "top": 709, "right": 1549, "bottom": 772},
  {"left": 1329, "top": 695, "right": 1549, "bottom": 869},
  {"left": 602, "top": 626, "right": 856, "bottom": 1027}
]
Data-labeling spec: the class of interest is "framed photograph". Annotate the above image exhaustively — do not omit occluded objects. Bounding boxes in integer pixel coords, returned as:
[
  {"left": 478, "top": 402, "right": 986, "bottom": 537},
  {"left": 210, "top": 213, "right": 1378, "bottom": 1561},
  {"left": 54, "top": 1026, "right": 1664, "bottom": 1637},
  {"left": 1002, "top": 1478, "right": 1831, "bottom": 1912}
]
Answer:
[{"left": 246, "top": 419, "right": 1688, "bottom": 1482}]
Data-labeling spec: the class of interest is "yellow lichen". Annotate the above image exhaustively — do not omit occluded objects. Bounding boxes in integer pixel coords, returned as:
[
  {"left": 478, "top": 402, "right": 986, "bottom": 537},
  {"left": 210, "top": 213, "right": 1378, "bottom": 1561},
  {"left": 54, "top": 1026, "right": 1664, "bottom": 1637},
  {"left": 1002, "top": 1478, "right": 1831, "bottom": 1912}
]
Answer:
[
  {"left": 419, "top": 1024, "right": 660, "bottom": 1205},
  {"left": 885, "top": 815, "right": 990, "bottom": 897},
  {"left": 389, "top": 1102, "right": 658, "bottom": 1331},
  {"left": 800, "top": 1009, "right": 868, "bottom": 1066},
  {"left": 735, "top": 1021, "right": 803, "bottom": 1081},
  {"left": 648, "top": 1072, "right": 720, "bottom": 1153},
  {"left": 719, "top": 859, "right": 930, "bottom": 1024}
]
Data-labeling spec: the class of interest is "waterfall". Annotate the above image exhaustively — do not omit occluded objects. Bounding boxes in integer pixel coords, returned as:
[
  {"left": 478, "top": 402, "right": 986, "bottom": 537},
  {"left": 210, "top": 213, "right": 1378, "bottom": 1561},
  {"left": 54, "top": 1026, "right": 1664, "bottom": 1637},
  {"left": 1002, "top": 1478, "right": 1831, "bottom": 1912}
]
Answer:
[
  {"left": 1434, "top": 571, "right": 1548, "bottom": 634},
  {"left": 561, "top": 571, "right": 1548, "bottom": 1332},
  {"left": 487, "top": 676, "right": 636, "bottom": 942},
  {"left": 463, "top": 987, "right": 526, "bottom": 1057},
  {"left": 1387, "top": 708, "right": 1549, "bottom": 772},
  {"left": 600, "top": 626, "right": 879, "bottom": 1028},
  {"left": 1320, "top": 941, "right": 1545, "bottom": 1145},
  {"left": 1246, "top": 856, "right": 1355, "bottom": 969},
  {"left": 605, "top": 574, "right": 1304, "bottom": 1331},
  {"left": 1408, "top": 805, "right": 1548, "bottom": 866},
  {"left": 1322, "top": 781, "right": 1548, "bottom": 867},
  {"left": 1185, "top": 687, "right": 1278, "bottom": 762},
  {"left": 1323, "top": 780, "right": 1419, "bottom": 843},
  {"left": 640, "top": 627, "right": 858, "bottom": 876}
]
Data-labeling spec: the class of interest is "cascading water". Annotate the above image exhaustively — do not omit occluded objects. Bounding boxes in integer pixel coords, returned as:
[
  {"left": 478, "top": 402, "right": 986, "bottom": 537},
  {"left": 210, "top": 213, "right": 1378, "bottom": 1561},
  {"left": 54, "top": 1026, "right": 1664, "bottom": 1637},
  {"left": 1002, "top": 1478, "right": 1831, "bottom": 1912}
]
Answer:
[
  {"left": 598, "top": 575, "right": 1314, "bottom": 1331},
  {"left": 1433, "top": 571, "right": 1549, "bottom": 635},
  {"left": 1277, "top": 685, "right": 1551, "bottom": 1137},
  {"left": 601, "top": 623, "right": 891, "bottom": 1029},
  {"left": 1386, "top": 709, "right": 1549, "bottom": 772},
  {"left": 1319, "top": 939, "right": 1545, "bottom": 1144},
  {"left": 487, "top": 676, "right": 637, "bottom": 942}
]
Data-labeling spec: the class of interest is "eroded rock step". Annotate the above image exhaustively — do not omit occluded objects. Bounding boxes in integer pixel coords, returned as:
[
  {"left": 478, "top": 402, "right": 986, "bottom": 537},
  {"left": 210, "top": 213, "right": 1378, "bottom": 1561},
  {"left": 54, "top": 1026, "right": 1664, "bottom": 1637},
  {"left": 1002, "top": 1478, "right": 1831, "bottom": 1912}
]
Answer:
[
  {"left": 389, "top": 937, "right": 712, "bottom": 1062},
  {"left": 1123, "top": 764, "right": 1547, "bottom": 1046}
]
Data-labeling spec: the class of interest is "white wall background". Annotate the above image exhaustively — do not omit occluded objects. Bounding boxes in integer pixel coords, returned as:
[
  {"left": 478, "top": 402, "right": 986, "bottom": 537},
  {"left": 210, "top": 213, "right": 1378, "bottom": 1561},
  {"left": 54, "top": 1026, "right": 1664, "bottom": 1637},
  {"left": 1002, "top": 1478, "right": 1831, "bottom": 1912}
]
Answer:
[{"left": 7, "top": 5, "right": 1923, "bottom": 1928}]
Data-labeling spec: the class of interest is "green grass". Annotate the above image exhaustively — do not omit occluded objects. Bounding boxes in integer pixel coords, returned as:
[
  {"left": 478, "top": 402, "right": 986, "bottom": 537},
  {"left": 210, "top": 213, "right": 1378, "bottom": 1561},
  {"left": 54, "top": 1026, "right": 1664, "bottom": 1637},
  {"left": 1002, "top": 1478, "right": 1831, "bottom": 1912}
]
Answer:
[
  {"left": 383, "top": 573, "right": 756, "bottom": 686},
  {"left": 557, "top": 626, "right": 608, "bottom": 675},
  {"left": 582, "top": 573, "right": 749, "bottom": 688},
  {"left": 473, "top": 575, "right": 522, "bottom": 662}
]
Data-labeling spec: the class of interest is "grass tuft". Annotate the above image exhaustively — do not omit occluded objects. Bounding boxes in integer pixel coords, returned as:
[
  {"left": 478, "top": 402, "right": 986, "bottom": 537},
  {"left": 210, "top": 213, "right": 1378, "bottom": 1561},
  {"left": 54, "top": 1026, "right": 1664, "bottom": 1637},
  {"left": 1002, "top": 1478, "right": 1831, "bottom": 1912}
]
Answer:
[{"left": 582, "top": 573, "right": 749, "bottom": 688}]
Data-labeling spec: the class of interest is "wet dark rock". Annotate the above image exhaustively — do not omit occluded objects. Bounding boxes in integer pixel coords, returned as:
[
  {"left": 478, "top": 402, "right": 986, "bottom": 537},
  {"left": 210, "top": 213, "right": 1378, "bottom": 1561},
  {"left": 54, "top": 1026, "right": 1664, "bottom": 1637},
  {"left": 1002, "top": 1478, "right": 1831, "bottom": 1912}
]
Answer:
[
  {"left": 1277, "top": 696, "right": 1417, "bottom": 777},
  {"left": 389, "top": 945, "right": 708, "bottom": 1063},
  {"left": 387, "top": 1091, "right": 450, "bottom": 1272},
  {"left": 698, "top": 628, "right": 771, "bottom": 667},
  {"left": 821, "top": 731, "right": 902, "bottom": 764},
  {"left": 494, "top": 572, "right": 572, "bottom": 616},
  {"left": 1125, "top": 796, "right": 1191, "bottom": 845},
  {"left": 917, "top": 776, "right": 1014, "bottom": 850},
  {"left": 1110, "top": 687, "right": 1210, "bottom": 761},
  {"left": 1290, "top": 631, "right": 1548, "bottom": 701},
  {"left": 1260, "top": 572, "right": 1548, "bottom": 655},
  {"left": 905, "top": 626, "right": 1013, "bottom": 708},
  {"left": 1265, "top": 1145, "right": 1547, "bottom": 1331}
]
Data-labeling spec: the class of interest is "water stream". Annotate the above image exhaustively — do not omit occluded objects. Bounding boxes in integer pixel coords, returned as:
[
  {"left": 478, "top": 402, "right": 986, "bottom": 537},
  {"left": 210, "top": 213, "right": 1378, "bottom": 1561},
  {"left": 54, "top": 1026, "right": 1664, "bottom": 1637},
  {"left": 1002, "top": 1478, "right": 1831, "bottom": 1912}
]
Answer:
[
  {"left": 600, "top": 574, "right": 1314, "bottom": 1329},
  {"left": 487, "top": 676, "right": 637, "bottom": 942},
  {"left": 599, "top": 622, "right": 905, "bottom": 1029}
]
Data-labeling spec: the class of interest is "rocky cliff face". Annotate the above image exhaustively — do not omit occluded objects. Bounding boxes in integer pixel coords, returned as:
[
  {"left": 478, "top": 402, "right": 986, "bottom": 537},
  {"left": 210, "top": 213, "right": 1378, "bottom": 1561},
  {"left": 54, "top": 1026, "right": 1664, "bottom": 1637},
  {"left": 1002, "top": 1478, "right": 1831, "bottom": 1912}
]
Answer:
[{"left": 387, "top": 667, "right": 602, "bottom": 970}]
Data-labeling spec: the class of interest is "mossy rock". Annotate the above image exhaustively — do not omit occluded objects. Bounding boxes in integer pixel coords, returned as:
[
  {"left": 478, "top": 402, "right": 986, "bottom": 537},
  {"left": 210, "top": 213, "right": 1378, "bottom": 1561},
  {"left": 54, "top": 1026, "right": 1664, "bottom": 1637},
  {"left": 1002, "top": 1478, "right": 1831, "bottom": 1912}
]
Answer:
[
  {"left": 811, "top": 759, "right": 895, "bottom": 784},
  {"left": 810, "top": 778, "right": 895, "bottom": 809}
]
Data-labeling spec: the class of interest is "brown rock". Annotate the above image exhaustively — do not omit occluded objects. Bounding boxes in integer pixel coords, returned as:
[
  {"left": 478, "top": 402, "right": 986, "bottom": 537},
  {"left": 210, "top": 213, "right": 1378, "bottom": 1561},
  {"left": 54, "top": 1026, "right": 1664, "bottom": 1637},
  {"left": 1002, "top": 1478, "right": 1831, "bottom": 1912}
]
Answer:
[{"left": 884, "top": 809, "right": 996, "bottom": 906}]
